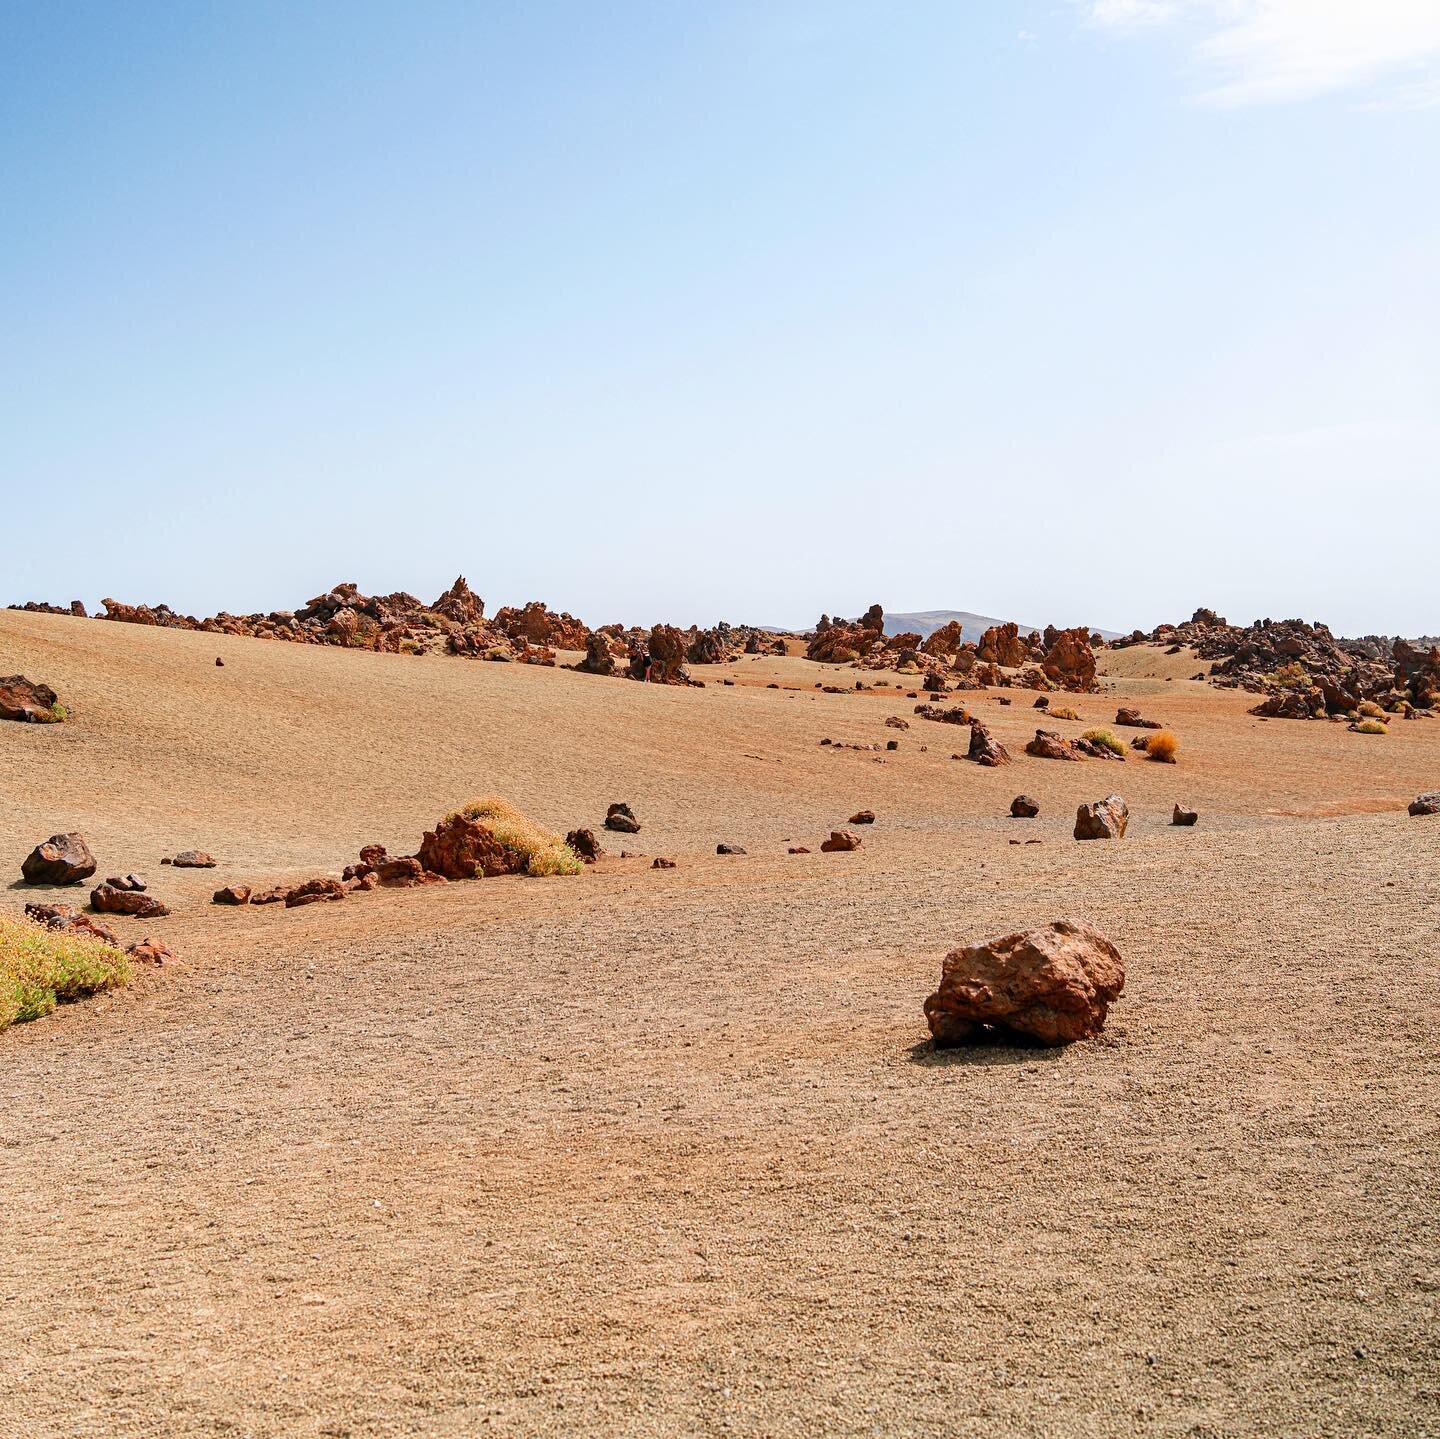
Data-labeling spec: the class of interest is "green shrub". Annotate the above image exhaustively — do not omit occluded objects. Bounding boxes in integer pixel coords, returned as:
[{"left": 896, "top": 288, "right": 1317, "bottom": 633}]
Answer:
[
  {"left": 38, "top": 702, "right": 67, "bottom": 723},
  {"left": 1081, "top": 727, "right": 1125, "bottom": 756},
  {"left": 446, "top": 796, "right": 583, "bottom": 876},
  {"left": 1267, "top": 661, "right": 1310, "bottom": 691},
  {"left": 0, "top": 916, "right": 130, "bottom": 1033}
]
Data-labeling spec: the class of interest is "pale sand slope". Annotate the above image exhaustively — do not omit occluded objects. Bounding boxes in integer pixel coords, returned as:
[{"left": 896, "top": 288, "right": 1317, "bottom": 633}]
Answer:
[{"left": 0, "top": 609, "right": 1437, "bottom": 1438}]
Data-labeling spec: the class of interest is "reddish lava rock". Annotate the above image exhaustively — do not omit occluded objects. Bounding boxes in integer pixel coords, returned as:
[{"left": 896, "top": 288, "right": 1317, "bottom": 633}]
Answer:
[
  {"left": 967, "top": 720, "right": 1011, "bottom": 767},
  {"left": 22, "top": 833, "right": 98, "bottom": 886},
  {"left": 1409, "top": 792, "right": 1439, "bottom": 817},
  {"left": 1075, "top": 795, "right": 1129, "bottom": 840},
  {"left": 170, "top": 850, "right": 216, "bottom": 869},
  {"left": 848, "top": 811, "right": 876, "bottom": 825},
  {"left": 417, "top": 814, "right": 516, "bottom": 879},
  {"left": 1172, "top": 805, "right": 1199, "bottom": 827},
  {"left": 788, "top": 846, "right": 811, "bottom": 854},
  {"left": 652, "top": 857, "right": 676, "bottom": 869},
  {"left": 212, "top": 885, "right": 252, "bottom": 905},
  {"left": 127, "top": 938, "right": 176, "bottom": 965},
  {"left": 565, "top": 829, "right": 604, "bottom": 864},
  {"left": 604, "top": 803, "right": 641, "bottom": 834},
  {"left": 820, "top": 830, "right": 862, "bottom": 853},
  {"left": 91, "top": 883, "right": 170, "bottom": 918},
  {"left": 1010, "top": 795, "right": 1040, "bottom": 819},
  {"left": 716, "top": 843, "right": 747, "bottom": 855},
  {"left": 0, "top": 674, "right": 60, "bottom": 723},
  {"left": 924, "top": 918, "right": 1125, "bottom": 1047},
  {"left": 284, "top": 878, "right": 347, "bottom": 907}
]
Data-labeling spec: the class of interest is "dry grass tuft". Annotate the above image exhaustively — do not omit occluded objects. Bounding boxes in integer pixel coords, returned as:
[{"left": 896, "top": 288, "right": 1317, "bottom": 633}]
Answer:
[
  {"left": 1354, "top": 719, "right": 1388, "bottom": 735},
  {"left": 1049, "top": 705, "right": 1080, "bottom": 721},
  {"left": 1081, "top": 727, "right": 1125, "bottom": 756},
  {"left": 1146, "top": 729, "right": 1180, "bottom": 763},
  {"left": 1357, "top": 700, "right": 1385, "bottom": 719},
  {"left": 0, "top": 916, "right": 130, "bottom": 1032},
  {"left": 446, "top": 795, "right": 584, "bottom": 876}
]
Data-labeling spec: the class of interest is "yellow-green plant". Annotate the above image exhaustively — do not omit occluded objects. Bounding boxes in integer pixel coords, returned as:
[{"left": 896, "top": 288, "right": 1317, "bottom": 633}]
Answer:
[
  {"left": 1, "top": 916, "right": 130, "bottom": 1032},
  {"left": 1081, "top": 728, "right": 1125, "bottom": 756}
]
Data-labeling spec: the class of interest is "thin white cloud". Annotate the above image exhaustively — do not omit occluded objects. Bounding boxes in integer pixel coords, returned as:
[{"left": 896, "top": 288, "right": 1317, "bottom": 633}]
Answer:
[{"left": 1082, "top": 0, "right": 1440, "bottom": 107}]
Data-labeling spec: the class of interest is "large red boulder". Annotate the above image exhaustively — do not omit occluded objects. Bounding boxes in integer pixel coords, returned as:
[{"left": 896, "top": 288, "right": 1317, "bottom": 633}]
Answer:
[
  {"left": 21, "top": 833, "right": 97, "bottom": 885},
  {"left": 1041, "top": 628, "right": 1098, "bottom": 693},
  {"left": 924, "top": 918, "right": 1125, "bottom": 1046},
  {"left": 0, "top": 675, "right": 61, "bottom": 723},
  {"left": 967, "top": 719, "right": 1011, "bottom": 767}
]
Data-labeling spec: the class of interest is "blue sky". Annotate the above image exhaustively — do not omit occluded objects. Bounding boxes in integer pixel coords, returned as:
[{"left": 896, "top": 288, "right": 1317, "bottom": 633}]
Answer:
[{"left": 3, "top": 1, "right": 1437, "bottom": 635}]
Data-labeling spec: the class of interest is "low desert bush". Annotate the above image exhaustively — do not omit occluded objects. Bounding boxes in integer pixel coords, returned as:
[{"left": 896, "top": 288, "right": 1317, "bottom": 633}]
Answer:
[
  {"left": 1049, "top": 705, "right": 1080, "bottom": 721},
  {"left": 0, "top": 916, "right": 130, "bottom": 1032},
  {"left": 1267, "top": 661, "right": 1310, "bottom": 691},
  {"left": 445, "top": 796, "right": 584, "bottom": 876},
  {"left": 1146, "top": 729, "right": 1179, "bottom": 762},
  {"left": 1081, "top": 728, "right": 1125, "bottom": 756},
  {"left": 32, "top": 702, "right": 67, "bottom": 723},
  {"left": 1357, "top": 700, "right": 1385, "bottom": 719},
  {"left": 1355, "top": 719, "right": 1388, "bottom": 735}
]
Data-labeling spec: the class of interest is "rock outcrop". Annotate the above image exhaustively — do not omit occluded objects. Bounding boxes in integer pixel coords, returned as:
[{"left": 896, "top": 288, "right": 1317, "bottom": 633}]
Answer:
[{"left": 923, "top": 918, "right": 1124, "bottom": 1046}]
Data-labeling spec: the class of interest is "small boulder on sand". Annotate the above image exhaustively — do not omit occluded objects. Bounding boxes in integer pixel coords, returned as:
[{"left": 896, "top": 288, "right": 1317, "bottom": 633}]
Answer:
[
  {"left": 848, "top": 810, "right": 876, "bottom": 825},
  {"left": 716, "top": 843, "right": 747, "bottom": 855},
  {"left": 0, "top": 674, "right": 60, "bottom": 723},
  {"left": 1074, "top": 795, "right": 1129, "bottom": 840},
  {"left": 1115, "top": 707, "right": 1160, "bottom": 729},
  {"left": 967, "top": 719, "right": 1011, "bottom": 767},
  {"left": 1010, "top": 795, "right": 1040, "bottom": 819},
  {"left": 170, "top": 850, "right": 216, "bottom": 868},
  {"left": 91, "top": 883, "right": 169, "bottom": 918},
  {"left": 652, "top": 857, "right": 676, "bottom": 869},
  {"left": 284, "top": 878, "right": 347, "bottom": 907},
  {"left": 22, "top": 833, "right": 97, "bottom": 885},
  {"left": 565, "top": 828, "right": 604, "bottom": 863},
  {"left": 820, "top": 830, "right": 862, "bottom": 852},
  {"left": 1172, "top": 804, "right": 1199, "bottom": 827},
  {"left": 604, "top": 803, "right": 641, "bottom": 834},
  {"left": 1408, "top": 792, "right": 1438, "bottom": 817},
  {"left": 212, "top": 884, "right": 252, "bottom": 905},
  {"left": 923, "top": 918, "right": 1125, "bottom": 1047}
]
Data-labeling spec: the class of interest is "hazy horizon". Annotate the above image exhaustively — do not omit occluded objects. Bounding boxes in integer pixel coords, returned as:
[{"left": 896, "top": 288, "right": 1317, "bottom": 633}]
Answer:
[{"left": 4, "top": 1, "right": 1437, "bottom": 635}]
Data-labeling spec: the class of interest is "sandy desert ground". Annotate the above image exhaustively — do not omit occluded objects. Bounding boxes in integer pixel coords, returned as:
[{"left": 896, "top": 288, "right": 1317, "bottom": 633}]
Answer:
[{"left": 1, "top": 607, "right": 1437, "bottom": 1438}]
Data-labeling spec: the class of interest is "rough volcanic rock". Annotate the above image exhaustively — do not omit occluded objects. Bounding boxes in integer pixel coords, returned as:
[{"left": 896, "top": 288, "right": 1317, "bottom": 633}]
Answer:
[
  {"left": 126, "top": 938, "right": 176, "bottom": 965},
  {"left": 21, "top": 833, "right": 97, "bottom": 885},
  {"left": 652, "top": 857, "right": 676, "bottom": 869},
  {"left": 565, "top": 829, "right": 604, "bottom": 864},
  {"left": 920, "top": 621, "right": 964, "bottom": 658},
  {"left": 967, "top": 719, "right": 1011, "bottom": 767},
  {"left": 23, "top": 902, "right": 119, "bottom": 945},
  {"left": 102, "top": 874, "right": 147, "bottom": 892},
  {"left": 1115, "top": 707, "right": 1160, "bottom": 728},
  {"left": 604, "top": 803, "right": 641, "bottom": 834},
  {"left": 923, "top": 918, "right": 1124, "bottom": 1047},
  {"left": 170, "top": 850, "right": 216, "bottom": 869},
  {"left": 978, "top": 622, "right": 1031, "bottom": 669},
  {"left": 576, "top": 632, "right": 617, "bottom": 676},
  {"left": 283, "top": 878, "right": 347, "bottom": 907},
  {"left": 1074, "top": 795, "right": 1129, "bottom": 840},
  {"left": 249, "top": 885, "right": 292, "bottom": 905},
  {"left": 914, "top": 702, "right": 972, "bottom": 726},
  {"left": 212, "top": 885, "right": 252, "bottom": 905},
  {"left": 820, "top": 830, "right": 862, "bottom": 852},
  {"left": 806, "top": 606, "right": 886, "bottom": 665},
  {"left": 1172, "top": 805, "right": 1199, "bottom": 826},
  {"left": 848, "top": 810, "right": 876, "bottom": 825},
  {"left": 1026, "top": 729, "right": 1085, "bottom": 762},
  {"left": 418, "top": 815, "right": 517, "bottom": 879},
  {"left": 1409, "top": 792, "right": 1439, "bottom": 817},
  {"left": 375, "top": 857, "right": 428, "bottom": 887},
  {"left": 91, "top": 883, "right": 169, "bottom": 918},
  {"left": 359, "top": 844, "right": 388, "bottom": 867},
  {"left": 0, "top": 675, "right": 60, "bottom": 723},
  {"left": 1249, "top": 689, "right": 1324, "bottom": 720},
  {"left": 1010, "top": 795, "right": 1040, "bottom": 819},
  {"left": 1040, "top": 628, "right": 1098, "bottom": 693},
  {"left": 493, "top": 601, "right": 589, "bottom": 650},
  {"left": 431, "top": 574, "right": 486, "bottom": 627},
  {"left": 716, "top": 843, "right": 747, "bottom": 855}
]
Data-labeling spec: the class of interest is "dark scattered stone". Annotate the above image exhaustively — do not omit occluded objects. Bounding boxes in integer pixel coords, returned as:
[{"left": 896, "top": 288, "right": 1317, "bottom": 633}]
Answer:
[{"left": 21, "top": 833, "right": 97, "bottom": 885}]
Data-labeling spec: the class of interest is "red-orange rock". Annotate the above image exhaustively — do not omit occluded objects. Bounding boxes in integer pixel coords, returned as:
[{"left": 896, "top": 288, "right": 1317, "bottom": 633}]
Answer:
[
  {"left": 820, "top": 830, "right": 862, "bottom": 852},
  {"left": 22, "top": 833, "right": 97, "bottom": 885},
  {"left": 1074, "top": 795, "right": 1129, "bottom": 840},
  {"left": 417, "top": 814, "right": 518, "bottom": 879},
  {"left": 91, "top": 883, "right": 169, "bottom": 917},
  {"left": 212, "top": 885, "right": 252, "bottom": 905},
  {"left": 24, "top": 902, "right": 119, "bottom": 945},
  {"left": 923, "top": 918, "right": 1124, "bottom": 1046},
  {"left": 0, "top": 675, "right": 60, "bottom": 723},
  {"left": 967, "top": 719, "right": 1011, "bottom": 767},
  {"left": 284, "top": 878, "right": 347, "bottom": 907}
]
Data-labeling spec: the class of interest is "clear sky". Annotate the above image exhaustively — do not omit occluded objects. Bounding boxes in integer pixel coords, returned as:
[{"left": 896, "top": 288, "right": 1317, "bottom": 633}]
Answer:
[{"left": 3, "top": 1, "right": 1437, "bottom": 636}]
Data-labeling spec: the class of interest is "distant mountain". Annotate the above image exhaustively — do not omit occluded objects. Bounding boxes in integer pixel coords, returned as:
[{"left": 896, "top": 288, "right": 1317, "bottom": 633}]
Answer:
[{"left": 886, "top": 609, "right": 1123, "bottom": 644}]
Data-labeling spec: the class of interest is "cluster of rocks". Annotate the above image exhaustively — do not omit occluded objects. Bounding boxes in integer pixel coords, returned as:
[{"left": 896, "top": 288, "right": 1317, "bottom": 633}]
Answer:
[
  {"left": 7, "top": 599, "right": 87, "bottom": 617},
  {"left": 1114, "top": 608, "right": 1438, "bottom": 717},
  {"left": 1, "top": 674, "right": 62, "bottom": 723},
  {"left": 805, "top": 607, "right": 1098, "bottom": 693},
  {"left": 575, "top": 620, "right": 781, "bottom": 686},
  {"left": 23, "top": 902, "right": 175, "bottom": 966},
  {"left": 1025, "top": 729, "right": 1124, "bottom": 762}
]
